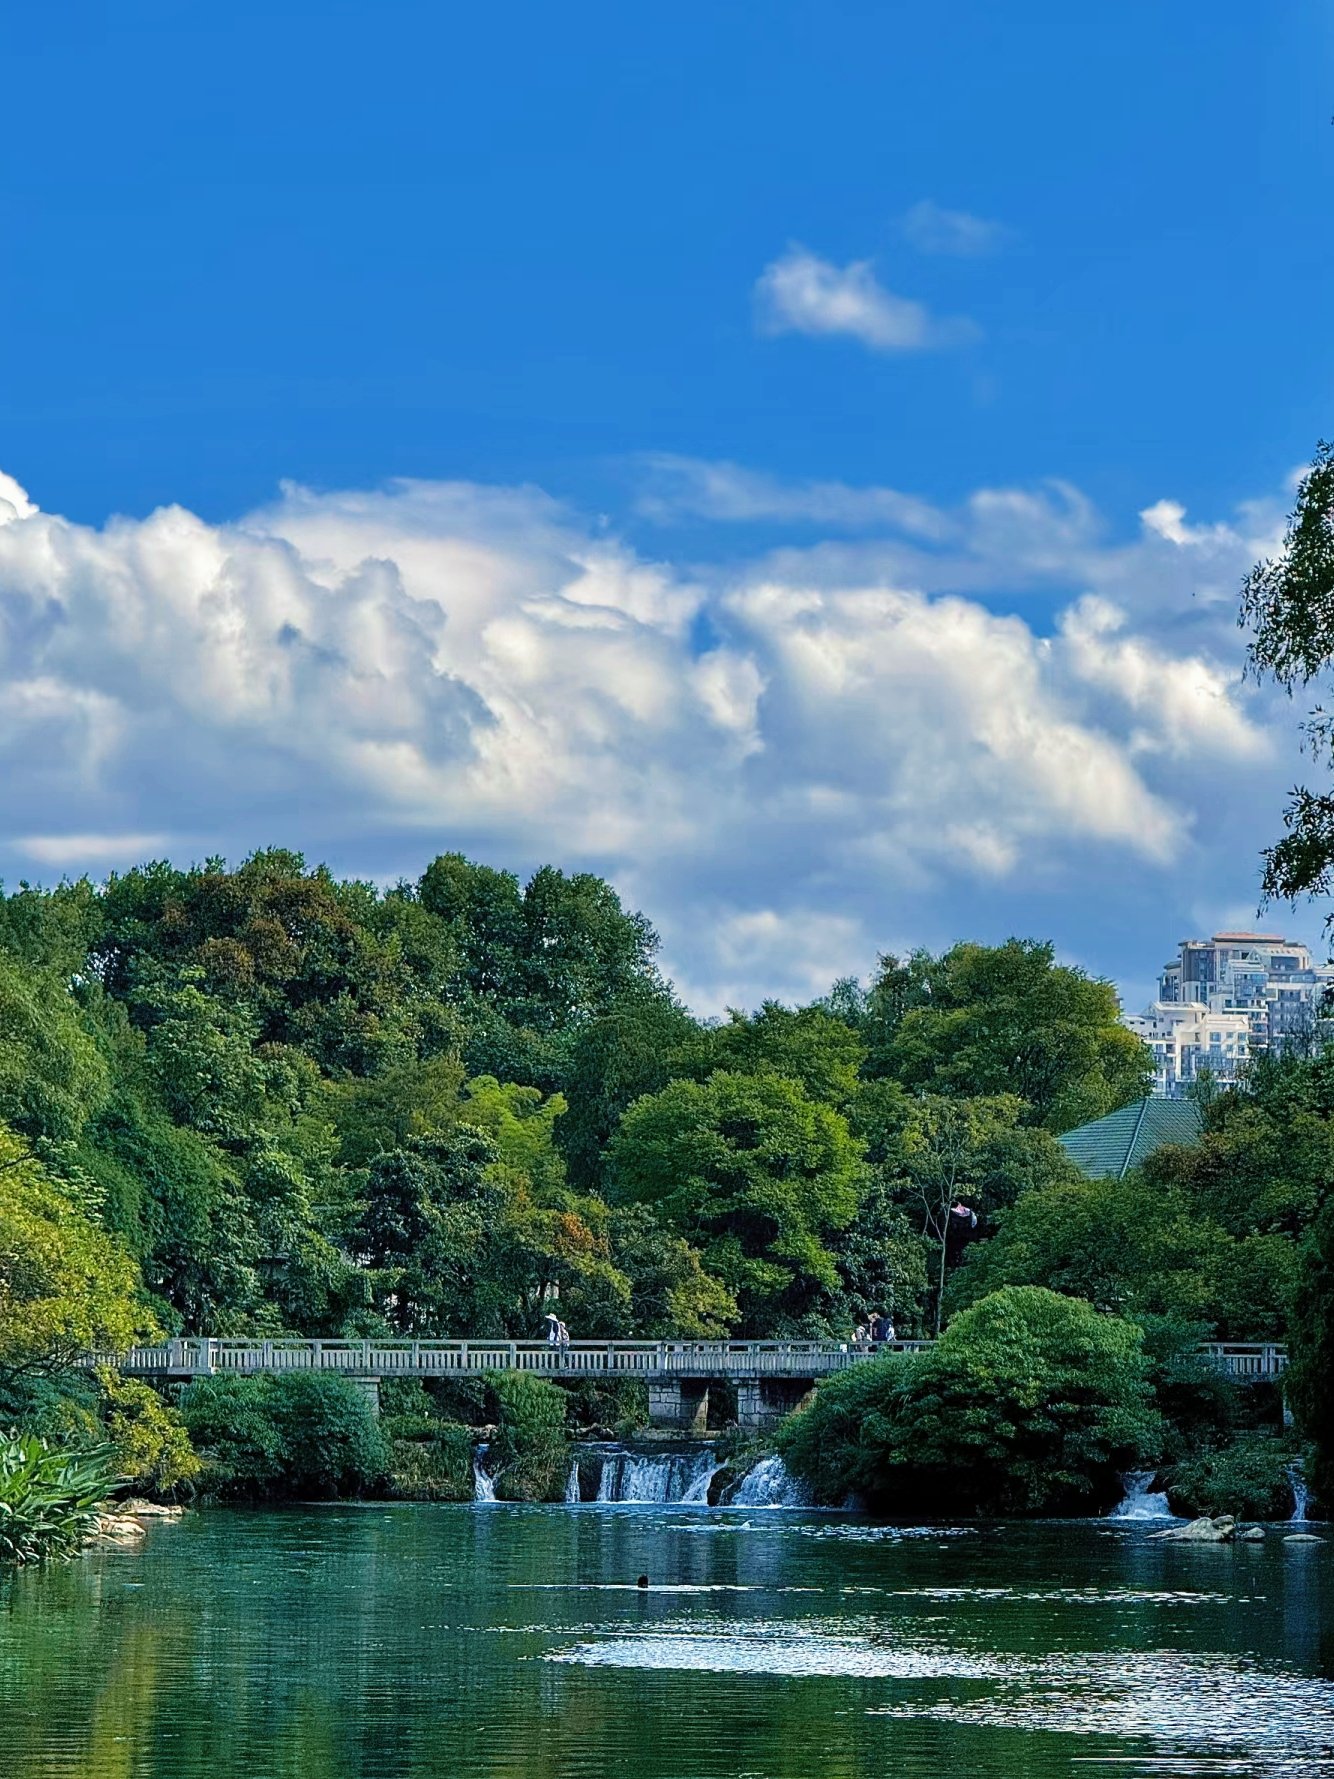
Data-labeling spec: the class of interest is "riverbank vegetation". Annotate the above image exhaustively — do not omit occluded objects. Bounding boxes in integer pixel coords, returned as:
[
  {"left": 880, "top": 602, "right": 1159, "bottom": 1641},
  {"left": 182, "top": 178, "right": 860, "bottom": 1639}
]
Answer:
[{"left": 0, "top": 839, "right": 1326, "bottom": 1530}]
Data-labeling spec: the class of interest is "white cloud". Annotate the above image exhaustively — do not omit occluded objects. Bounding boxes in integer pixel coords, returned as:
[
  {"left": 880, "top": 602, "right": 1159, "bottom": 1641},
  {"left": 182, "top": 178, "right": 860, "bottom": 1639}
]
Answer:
[
  {"left": 633, "top": 454, "right": 950, "bottom": 539},
  {"left": 901, "top": 200, "right": 1012, "bottom": 257},
  {"left": 754, "top": 246, "right": 978, "bottom": 353},
  {"left": 0, "top": 463, "right": 1305, "bottom": 1009}
]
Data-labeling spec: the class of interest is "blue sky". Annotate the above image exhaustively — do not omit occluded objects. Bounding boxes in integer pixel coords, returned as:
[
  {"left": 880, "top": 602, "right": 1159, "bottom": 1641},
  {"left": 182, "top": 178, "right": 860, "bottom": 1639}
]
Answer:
[{"left": 2, "top": 2, "right": 1333, "bottom": 1012}]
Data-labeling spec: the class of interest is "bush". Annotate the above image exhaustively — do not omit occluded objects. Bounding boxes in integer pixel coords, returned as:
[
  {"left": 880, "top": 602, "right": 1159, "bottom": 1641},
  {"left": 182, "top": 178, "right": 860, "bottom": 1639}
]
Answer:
[
  {"left": 1166, "top": 1434, "right": 1300, "bottom": 1520},
  {"left": 485, "top": 1371, "right": 569, "bottom": 1501},
  {"left": 387, "top": 1423, "right": 474, "bottom": 1500},
  {"left": 96, "top": 1369, "right": 200, "bottom": 1498},
  {"left": 181, "top": 1372, "right": 388, "bottom": 1499},
  {"left": 0, "top": 1432, "right": 121, "bottom": 1564},
  {"left": 776, "top": 1353, "right": 914, "bottom": 1503},
  {"left": 780, "top": 1286, "right": 1159, "bottom": 1515}
]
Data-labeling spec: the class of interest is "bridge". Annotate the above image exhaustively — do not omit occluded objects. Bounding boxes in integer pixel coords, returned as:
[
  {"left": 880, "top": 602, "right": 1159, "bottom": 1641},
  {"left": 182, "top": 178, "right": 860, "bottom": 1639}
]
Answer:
[{"left": 99, "top": 1337, "right": 1288, "bottom": 1433}]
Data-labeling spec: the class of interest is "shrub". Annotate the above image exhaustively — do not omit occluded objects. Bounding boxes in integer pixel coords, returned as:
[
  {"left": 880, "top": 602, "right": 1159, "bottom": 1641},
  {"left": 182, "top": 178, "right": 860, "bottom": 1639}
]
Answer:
[
  {"left": 780, "top": 1286, "right": 1159, "bottom": 1515},
  {"left": 1166, "top": 1434, "right": 1300, "bottom": 1520},
  {"left": 96, "top": 1369, "right": 200, "bottom": 1498},
  {"left": 776, "top": 1353, "right": 914, "bottom": 1503},
  {"left": 181, "top": 1372, "right": 387, "bottom": 1499},
  {"left": 0, "top": 1432, "right": 121, "bottom": 1564},
  {"left": 485, "top": 1371, "right": 569, "bottom": 1501},
  {"left": 387, "top": 1423, "right": 474, "bottom": 1500}
]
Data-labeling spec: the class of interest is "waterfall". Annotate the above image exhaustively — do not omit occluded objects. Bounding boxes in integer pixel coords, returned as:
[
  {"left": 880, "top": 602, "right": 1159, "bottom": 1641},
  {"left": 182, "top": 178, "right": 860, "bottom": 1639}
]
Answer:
[
  {"left": 1108, "top": 1470, "right": 1173, "bottom": 1521},
  {"left": 1290, "top": 1463, "right": 1311, "bottom": 1523},
  {"left": 731, "top": 1455, "right": 812, "bottom": 1508},
  {"left": 564, "top": 1459, "right": 582, "bottom": 1504},
  {"left": 591, "top": 1444, "right": 721, "bottom": 1504},
  {"left": 472, "top": 1444, "right": 497, "bottom": 1504}
]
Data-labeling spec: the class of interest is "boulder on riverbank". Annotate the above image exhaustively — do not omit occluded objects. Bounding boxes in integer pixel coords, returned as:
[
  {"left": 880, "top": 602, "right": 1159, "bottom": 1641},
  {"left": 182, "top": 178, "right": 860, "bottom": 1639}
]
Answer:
[{"left": 1150, "top": 1515, "right": 1236, "bottom": 1542}]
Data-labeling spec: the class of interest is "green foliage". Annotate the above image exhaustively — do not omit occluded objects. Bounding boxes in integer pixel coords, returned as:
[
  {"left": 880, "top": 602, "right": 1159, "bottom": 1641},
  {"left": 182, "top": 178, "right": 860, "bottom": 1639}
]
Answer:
[
  {"left": 952, "top": 1062, "right": 1323, "bottom": 1341},
  {"left": 1288, "top": 1191, "right": 1334, "bottom": 1503},
  {"left": 0, "top": 1432, "right": 120, "bottom": 1564},
  {"left": 863, "top": 941, "right": 1150, "bottom": 1131},
  {"left": 484, "top": 1370, "right": 569, "bottom": 1501},
  {"left": 608, "top": 1070, "right": 864, "bottom": 1332},
  {"left": 181, "top": 1373, "right": 387, "bottom": 1499},
  {"left": 95, "top": 1368, "right": 200, "bottom": 1498},
  {"left": 780, "top": 1288, "right": 1158, "bottom": 1514},
  {"left": 386, "top": 1423, "right": 474, "bottom": 1500},
  {"left": 1241, "top": 439, "right": 1334, "bottom": 907},
  {"left": 0, "top": 951, "right": 109, "bottom": 1145},
  {"left": 675, "top": 1003, "right": 867, "bottom": 1110},
  {"left": 0, "top": 1123, "right": 148, "bottom": 1379},
  {"left": 1165, "top": 1433, "right": 1299, "bottom": 1521}
]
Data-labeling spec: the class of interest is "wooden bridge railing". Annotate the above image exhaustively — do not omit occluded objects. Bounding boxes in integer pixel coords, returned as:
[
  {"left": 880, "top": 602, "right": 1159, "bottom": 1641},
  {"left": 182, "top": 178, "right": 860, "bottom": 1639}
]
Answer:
[{"left": 93, "top": 1336, "right": 1286, "bottom": 1382}]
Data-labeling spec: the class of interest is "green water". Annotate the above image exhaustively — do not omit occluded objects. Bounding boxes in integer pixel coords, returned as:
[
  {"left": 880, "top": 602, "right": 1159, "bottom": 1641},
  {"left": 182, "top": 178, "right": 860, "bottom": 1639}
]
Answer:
[{"left": 1, "top": 1505, "right": 1331, "bottom": 1778}]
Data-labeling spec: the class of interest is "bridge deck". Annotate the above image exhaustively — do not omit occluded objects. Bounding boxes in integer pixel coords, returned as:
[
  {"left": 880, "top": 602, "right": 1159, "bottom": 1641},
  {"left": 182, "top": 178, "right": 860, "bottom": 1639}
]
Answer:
[{"left": 98, "top": 1337, "right": 1287, "bottom": 1383}]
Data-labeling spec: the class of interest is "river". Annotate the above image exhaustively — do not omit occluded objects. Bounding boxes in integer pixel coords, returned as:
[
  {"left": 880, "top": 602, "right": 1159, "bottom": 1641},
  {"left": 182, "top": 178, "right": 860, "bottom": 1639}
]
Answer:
[{"left": 1, "top": 1502, "right": 1330, "bottom": 1777}]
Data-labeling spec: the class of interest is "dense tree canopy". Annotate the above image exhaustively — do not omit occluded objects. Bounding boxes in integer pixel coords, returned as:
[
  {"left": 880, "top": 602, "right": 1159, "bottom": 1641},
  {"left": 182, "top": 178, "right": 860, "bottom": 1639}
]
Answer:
[
  {"left": 858, "top": 940, "right": 1150, "bottom": 1131},
  {"left": 608, "top": 1070, "right": 864, "bottom": 1332}
]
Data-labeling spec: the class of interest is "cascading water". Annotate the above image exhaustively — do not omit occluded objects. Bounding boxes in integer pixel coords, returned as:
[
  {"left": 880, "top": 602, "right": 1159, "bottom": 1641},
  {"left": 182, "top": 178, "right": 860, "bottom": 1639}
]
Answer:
[
  {"left": 590, "top": 1444, "right": 722, "bottom": 1504},
  {"left": 731, "top": 1454, "right": 812, "bottom": 1508},
  {"left": 472, "top": 1444, "right": 497, "bottom": 1504},
  {"left": 1108, "top": 1470, "right": 1173, "bottom": 1521},
  {"left": 1290, "top": 1463, "right": 1311, "bottom": 1523},
  {"left": 564, "top": 1459, "right": 582, "bottom": 1504}
]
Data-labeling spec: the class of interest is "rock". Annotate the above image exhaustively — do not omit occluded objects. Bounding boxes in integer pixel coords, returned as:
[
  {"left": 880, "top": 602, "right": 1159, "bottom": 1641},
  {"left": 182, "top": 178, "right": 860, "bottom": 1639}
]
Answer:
[
  {"left": 92, "top": 1513, "right": 147, "bottom": 1546},
  {"left": 121, "top": 1499, "right": 186, "bottom": 1519},
  {"left": 1150, "top": 1515, "right": 1236, "bottom": 1543},
  {"left": 1284, "top": 1533, "right": 1325, "bottom": 1544},
  {"left": 1238, "top": 1525, "right": 1266, "bottom": 1542}
]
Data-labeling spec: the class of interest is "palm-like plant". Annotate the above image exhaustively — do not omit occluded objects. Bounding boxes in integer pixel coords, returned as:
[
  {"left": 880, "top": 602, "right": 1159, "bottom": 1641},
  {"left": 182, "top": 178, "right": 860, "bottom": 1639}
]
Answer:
[{"left": 0, "top": 1433, "right": 122, "bottom": 1564}]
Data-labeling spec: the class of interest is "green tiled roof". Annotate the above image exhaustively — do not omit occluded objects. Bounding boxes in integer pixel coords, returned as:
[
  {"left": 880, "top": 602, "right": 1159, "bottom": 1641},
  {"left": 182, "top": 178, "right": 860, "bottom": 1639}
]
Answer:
[{"left": 1059, "top": 1098, "right": 1203, "bottom": 1180}]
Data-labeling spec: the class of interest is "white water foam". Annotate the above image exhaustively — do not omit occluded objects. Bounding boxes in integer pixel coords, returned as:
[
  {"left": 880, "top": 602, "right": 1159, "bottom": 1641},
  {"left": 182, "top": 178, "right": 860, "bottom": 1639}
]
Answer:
[
  {"left": 592, "top": 1445, "right": 721, "bottom": 1504},
  {"left": 1290, "top": 1462, "right": 1312, "bottom": 1523},
  {"left": 1109, "top": 1470, "right": 1175, "bottom": 1521},
  {"left": 731, "top": 1455, "right": 812, "bottom": 1508},
  {"left": 472, "top": 1445, "right": 497, "bottom": 1503}
]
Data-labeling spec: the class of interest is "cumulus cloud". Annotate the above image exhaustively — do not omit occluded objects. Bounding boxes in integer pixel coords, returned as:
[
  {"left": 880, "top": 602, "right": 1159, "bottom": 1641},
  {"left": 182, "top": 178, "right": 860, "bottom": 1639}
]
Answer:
[
  {"left": 901, "top": 199, "right": 1012, "bottom": 257},
  {"left": 0, "top": 463, "right": 1304, "bottom": 1009},
  {"left": 754, "top": 246, "right": 978, "bottom": 352}
]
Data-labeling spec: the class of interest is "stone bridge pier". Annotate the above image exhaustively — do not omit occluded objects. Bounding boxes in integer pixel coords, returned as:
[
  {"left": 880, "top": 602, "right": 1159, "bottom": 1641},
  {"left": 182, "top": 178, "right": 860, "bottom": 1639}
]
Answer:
[
  {"left": 735, "top": 1377, "right": 814, "bottom": 1435},
  {"left": 646, "top": 1378, "right": 710, "bottom": 1433}
]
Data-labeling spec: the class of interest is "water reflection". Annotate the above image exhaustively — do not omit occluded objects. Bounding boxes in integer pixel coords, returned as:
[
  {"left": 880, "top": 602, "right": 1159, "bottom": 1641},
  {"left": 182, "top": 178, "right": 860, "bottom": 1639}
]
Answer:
[{"left": 0, "top": 1506, "right": 1328, "bottom": 1779}]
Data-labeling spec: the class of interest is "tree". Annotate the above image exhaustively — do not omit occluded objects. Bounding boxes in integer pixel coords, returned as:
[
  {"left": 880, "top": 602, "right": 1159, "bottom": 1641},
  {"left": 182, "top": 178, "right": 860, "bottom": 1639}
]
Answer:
[
  {"left": 779, "top": 1287, "right": 1159, "bottom": 1514},
  {"left": 1240, "top": 440, "right": 1334, "bottom": 911},
  {"left": 862, "top": 1091, "right": 1076, "bottom": 1334},
  {"left": 0, "top": 1123, "right": 148, "bottom": 1384},
  {"left": 607, "top": 1071, "right": 864, "bottom": 1332},
  {"left": 557, "top": 986, "right": 700, "bottom": 1191},
  {"left": 608, "top": 1204, "right": 737, "bottom": 1336},
  {"left": 0, "top": 951, "right": 109, "bottom": 1146},
  {"left": 865, "top": 940, "right": 1151, "bottom": 1131},
  {"left": 356, "top": 1130, "right": 505, "bottom": 1333},
  {"left": 673, "top": 1003, "right": 866, "bottom": 1110},
  {"left": 948, "top": 1170, "right": 1298, "bottom": 1340},
  {"left": 1287, "top": 1194, "right": 1334, "bottom": 1505}
]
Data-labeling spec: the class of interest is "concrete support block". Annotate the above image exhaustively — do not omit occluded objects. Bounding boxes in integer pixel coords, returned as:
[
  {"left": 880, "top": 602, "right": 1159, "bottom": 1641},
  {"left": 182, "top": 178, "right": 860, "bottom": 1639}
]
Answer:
[
  {"left": 735, "top": 1378, "right": 814, "bottom": 1435},
  {"left": 347, "top": 1375, "right": 382, "bottom": 1418},
  {"left": 646, "top": 1378, "right": 710, "bottom": 1433}
]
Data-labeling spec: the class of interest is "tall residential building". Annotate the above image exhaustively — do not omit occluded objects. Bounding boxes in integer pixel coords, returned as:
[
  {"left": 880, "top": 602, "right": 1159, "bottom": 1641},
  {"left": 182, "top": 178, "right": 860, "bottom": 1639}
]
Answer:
[{"left": 1126, "top": 932, "right": 1334, "bottom": 1098}]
